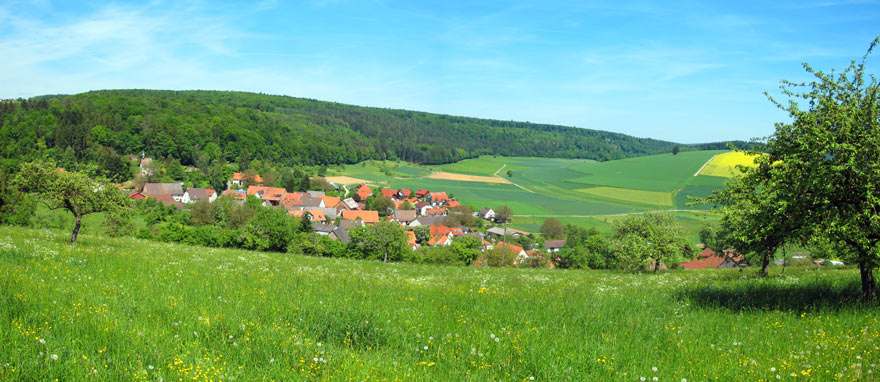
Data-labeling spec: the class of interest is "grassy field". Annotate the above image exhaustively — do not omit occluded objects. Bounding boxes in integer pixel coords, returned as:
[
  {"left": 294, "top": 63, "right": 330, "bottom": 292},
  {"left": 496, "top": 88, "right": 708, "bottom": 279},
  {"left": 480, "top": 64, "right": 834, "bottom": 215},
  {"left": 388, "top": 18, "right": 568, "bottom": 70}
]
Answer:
[
  {"left": 1, "top": 226, "right": 878, "bottom": 381},
  {"left": 568, "top": 150, "right": 724, "bottom": 192}
]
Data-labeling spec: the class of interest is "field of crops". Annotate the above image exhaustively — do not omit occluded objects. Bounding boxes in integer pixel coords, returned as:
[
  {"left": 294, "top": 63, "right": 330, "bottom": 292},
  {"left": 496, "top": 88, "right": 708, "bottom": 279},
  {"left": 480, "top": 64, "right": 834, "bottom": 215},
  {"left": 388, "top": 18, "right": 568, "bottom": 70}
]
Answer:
[
  {"left": 698, "top": 151, "right": 760, "bottom": 178},
  {"left": 323, "top": 153, "right": 737, "bottom": 238},
  {"left": 1, "top": 227, "right": 877, "bottom": 381}
]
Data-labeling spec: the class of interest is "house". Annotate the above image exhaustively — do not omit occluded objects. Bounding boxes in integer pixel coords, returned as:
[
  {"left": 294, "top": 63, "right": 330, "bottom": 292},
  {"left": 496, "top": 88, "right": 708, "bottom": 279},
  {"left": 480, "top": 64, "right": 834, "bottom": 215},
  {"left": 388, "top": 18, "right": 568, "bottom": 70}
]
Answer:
[
  {"left": 290, "top": 209, "right": 327, "bottom": 222},
  {"left": 391, "top": 209, "right": 417, "bottom": 225},
  {"left": 487, "top": 227, "right": 531, "bottom": 240},
  {"left": 445, "top": 199, "right": 461, "bottom": 208},
  {"left": 409, "top": 216, "right": 446, "bottom": 227},
  {"left": 415, "top": 189, "right": 429, "bottom": 198},
  {"left": 311, "top": 222, "right": 336, "bottom": 236},
  {"left": 680, "top": 248, "right": 747, "bottom": 270},
  {"left": 414, "top": 202, "right": 431, "bottom": 215},
  {"left": 478, "top": 208, "right": 496, "bottom": 220},
  {"left": 424, "top": 208, "right": 447, "bottom": 217},
  {"left": 330, "top": 227, "right": 351, "bottom": 243},
  {"left": 339, "top": 198, "right": 359, "bottom": 211},
  {"left": 341, "top": 210, "right": 380, "bottom": 224},
  {"left": 143, "top": 183, "right": 185, "bottom": 202},
  {"left": 223, "top": 189, "right": 246, "bottom": 200},
  {"left": 183, "top": 188, "right": 217, "bottom": 204},
  {"left": 129, "top": 190, "right": 146, "bottom": 199},
  {"left": 545, "top": 240, "right": 566, "bottom": 253},
  {"left": 406, "top": 231, "right": 418, "bottom": 250},
  {"left": 495, "top": 241, "right": 529, "bottom": 264},
  {"left": 307, "top": 191, "right": 326, "bottom": 197},
  {"left": 428, "top": 192, "right": 449, "bottom": 204},
  {"left": 380, "top": 189, "right": 398, "bottom": 199},
  {"left": 318, "top": 195, "right": 341, "bottom": 210},
  {"left": 428, "top": 234, "right": 452, "bottom": 247},
  {"left": 232, "top": 172, "right": 263, "bottom": 186},
  {"left": 355, "top": 184, "right": 372, "bottom": 201},
  {"left": 399, "top": 189, "right": 412, "bottom": 198},
  {"left": 247, "top": 186, "right": 286, "bottom": 206},
  {"left": 149, "top": 193, "right": 184, "bottom": 209}
]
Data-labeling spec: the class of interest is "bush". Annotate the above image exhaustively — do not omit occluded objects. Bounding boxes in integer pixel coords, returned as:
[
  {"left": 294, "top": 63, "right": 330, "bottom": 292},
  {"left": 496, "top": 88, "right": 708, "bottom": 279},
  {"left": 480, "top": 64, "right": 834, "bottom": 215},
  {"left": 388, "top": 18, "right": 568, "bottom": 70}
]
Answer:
[{"left": 240, "top": 207, "right": 295, "bottom": 252}]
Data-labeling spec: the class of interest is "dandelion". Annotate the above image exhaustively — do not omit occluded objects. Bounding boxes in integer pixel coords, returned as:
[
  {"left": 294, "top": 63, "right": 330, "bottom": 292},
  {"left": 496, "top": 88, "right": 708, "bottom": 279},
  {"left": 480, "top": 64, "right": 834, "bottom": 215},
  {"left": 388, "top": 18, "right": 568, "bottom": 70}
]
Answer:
[
  {"left": 269, "top": 358, "right": 275, "bottom": 364},
  {"left": 529, "top": 377, "right": 535, "bottom": 381},
  {"left": 490, "top": 334, "right": 496, "bottom": 339},
  {"left": 640, "top": 378, "right": 646, "bottom": 382},
  {"left": 38, "top": 338, "right": 45, "bottom": 344},
  {"left": 682, "top": 379, "right": 687, "bottom": 382},
  {"left": 148, "top": 365, "right": 154, "bottom": 370},
  {"left": 776, "top": 375, "right": 781, "bottom": 380},
  {"left": 652, "top": 377, "right": 658, "bottom": 382},
  {"left": 50, "top": 354, "right": 58, "bottom": 360},
  {"left": 317, "top": 342, "right": 322, "bottom": 347},
  {"left": 423, "top": 346, "right": 428, "bottom": 350},
  {"left": 652, "top": 367, "right": 658, "bottom": 372},
  {"left": 193, "top": 331, "right": 198, "bottom": 337},
  {"left": 771, "top": 367, "right": 776, "bottom": 372}
]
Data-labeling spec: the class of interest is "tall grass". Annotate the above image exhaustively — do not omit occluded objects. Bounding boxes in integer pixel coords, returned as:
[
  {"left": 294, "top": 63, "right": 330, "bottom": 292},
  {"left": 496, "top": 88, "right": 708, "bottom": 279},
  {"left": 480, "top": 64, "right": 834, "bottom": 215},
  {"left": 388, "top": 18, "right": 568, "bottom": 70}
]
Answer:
[{"left": 1, "top": 226, "right": 877, "bottom": 381}]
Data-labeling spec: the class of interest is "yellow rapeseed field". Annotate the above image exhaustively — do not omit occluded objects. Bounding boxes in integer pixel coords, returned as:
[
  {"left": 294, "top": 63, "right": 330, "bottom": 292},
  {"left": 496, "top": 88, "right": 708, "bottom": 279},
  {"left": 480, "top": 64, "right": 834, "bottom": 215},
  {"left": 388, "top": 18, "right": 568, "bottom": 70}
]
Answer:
[{"left": 698, "top": 151, "right": 759, "bottom": 178}]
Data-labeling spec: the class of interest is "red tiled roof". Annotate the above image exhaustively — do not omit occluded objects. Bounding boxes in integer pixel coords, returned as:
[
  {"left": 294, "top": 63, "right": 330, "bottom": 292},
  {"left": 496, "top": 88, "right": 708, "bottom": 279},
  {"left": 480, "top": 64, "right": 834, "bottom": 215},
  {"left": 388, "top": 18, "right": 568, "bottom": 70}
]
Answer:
[
  {"left": 680, "top": 248, "right": 745, "bottom": 270},
  {"left": 415, "top": 189, "right": 429, "bottom": 198},
  {"left": 290, "top": 209, "right": 327, "bottom": 222},
  {"left": 446, "top": 199, "right": 460, "bottom": 208},
  {"left": 381, "top": 189, "right": 398, "bottom": 198},
  {"left": 425, "top": 208, "right": 447, "bottom": 216},
  {"left": 429, "top": 192, "right": 449, "bottom": 202},
  {"left": 233, "top": 172, "right": 264, "bottom": 184},
  {"left": 496, "top": 241, "right": 525, "bottom": 254},
  {"left": 341, "top": 210, "right": 380, "bottom": 224},
  {"left": 406, "top": 231, "right": 417, "bottom": 247},
  {"left": 400, "top": 189, "right": 412, "bottom": 197},
  {"left": 430, "top": 225, "right": 452, "bottom": 237},
  {"left": 223, "top": 189, "right": 246, "bottom": 200},
  {"left": 318, "top": 195, "right": 341, "bottom": 208}
]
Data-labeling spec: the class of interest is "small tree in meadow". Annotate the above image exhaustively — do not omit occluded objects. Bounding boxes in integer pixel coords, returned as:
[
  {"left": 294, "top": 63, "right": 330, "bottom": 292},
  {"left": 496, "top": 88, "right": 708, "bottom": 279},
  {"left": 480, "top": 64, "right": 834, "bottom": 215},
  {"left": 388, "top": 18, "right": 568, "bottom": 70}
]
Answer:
[{"left": 14, "top": 161, "right": 128, "bottom": 243}]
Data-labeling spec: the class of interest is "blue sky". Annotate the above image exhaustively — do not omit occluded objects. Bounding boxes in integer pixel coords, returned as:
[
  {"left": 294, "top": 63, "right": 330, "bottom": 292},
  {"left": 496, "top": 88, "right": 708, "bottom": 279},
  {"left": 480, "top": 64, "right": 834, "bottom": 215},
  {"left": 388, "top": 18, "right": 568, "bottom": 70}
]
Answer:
[{"left": 1, "top": 1, "right": 878, "bottom": 143}]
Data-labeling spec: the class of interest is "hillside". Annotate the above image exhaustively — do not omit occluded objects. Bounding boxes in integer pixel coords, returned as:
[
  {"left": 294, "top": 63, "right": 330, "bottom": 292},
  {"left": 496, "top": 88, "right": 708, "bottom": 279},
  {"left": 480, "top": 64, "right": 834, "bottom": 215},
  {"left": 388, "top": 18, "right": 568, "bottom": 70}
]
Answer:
[
  {"left": 1, "top": 226, "right": 876, "bottom": 381},
  {"left": 0, "top": 89, "right": 685, "bottom": 168}
]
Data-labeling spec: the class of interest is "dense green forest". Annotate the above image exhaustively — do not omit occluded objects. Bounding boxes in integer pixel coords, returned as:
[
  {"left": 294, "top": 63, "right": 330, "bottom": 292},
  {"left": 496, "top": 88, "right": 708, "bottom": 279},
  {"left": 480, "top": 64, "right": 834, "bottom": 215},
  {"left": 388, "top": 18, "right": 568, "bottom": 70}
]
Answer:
[{"left": 0, "top": 89, "right": 698, "bottom": 169}]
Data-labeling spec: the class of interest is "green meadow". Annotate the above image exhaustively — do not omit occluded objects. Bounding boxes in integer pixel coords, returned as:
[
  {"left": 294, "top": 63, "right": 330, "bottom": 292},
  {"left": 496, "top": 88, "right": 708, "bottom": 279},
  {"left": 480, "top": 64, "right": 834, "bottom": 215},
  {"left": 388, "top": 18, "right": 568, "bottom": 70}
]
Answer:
[
  {"left": 326, "top": 152, "right": 732, "bottom": 238},
  {"left": 1, "top": 226, "right": 877, "bottom": 381}
]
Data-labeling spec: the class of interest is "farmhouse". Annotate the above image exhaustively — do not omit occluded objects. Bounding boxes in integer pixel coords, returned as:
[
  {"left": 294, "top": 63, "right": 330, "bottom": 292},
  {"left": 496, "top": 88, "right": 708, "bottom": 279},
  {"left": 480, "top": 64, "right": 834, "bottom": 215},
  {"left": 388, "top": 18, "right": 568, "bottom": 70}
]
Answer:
[
  {"left": 341, "top": 210, "right": 380, "bottom": 224},
  {"left": 545, "top": 240, "right": 566, "bottom": 252},
  {"left": 478, "top": 207, "right": 495, "bottom": 220},
  {"left": 487, "top": 227, "right": 531, "bottom": 240},
  {"left": 143, "top": 183, "right": 185, "bottom": 202},
  {"left": 232, "top": 172, "right": 263, "bottom": 186},
  {"left": 183, "top": 187, "right": 216, "bottom": 204}
]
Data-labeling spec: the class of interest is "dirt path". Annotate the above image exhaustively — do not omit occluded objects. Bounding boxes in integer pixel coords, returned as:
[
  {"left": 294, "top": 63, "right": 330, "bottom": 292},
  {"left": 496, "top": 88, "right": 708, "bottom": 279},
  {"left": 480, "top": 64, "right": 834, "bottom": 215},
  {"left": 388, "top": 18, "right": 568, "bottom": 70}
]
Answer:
[
  {"left": 492, "top": 164, "right": 536, "bottom": 193},
  {"left": 493, "top": 164, "right": 506, "bottom": 177}
]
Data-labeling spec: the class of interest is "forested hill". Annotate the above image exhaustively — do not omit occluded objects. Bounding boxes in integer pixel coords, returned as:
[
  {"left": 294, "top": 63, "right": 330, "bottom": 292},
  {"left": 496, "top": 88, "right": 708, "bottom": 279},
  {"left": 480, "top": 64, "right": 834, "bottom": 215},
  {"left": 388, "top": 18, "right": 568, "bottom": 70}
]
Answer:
[{"left": 2, "top": 89, "right": 682, "bottom": 167}]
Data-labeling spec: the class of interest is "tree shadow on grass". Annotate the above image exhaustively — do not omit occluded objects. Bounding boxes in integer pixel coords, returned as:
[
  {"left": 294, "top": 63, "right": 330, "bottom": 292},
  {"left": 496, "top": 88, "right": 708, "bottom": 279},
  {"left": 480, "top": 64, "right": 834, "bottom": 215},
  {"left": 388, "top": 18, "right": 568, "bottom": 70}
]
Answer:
[{"left": 677, "top": 275, "right": 872, "bottom": 312}]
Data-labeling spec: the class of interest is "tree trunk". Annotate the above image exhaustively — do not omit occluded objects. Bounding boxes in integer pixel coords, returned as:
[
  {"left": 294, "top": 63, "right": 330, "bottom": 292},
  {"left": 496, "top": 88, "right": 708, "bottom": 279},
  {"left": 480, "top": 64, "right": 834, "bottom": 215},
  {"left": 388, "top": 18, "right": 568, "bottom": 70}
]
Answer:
[
  {"left": 654, "top": 258, "right": 660, "bottom": 273},
  {"left": 760, "top": 252, "right": 771, "bottom": 277},
  {"left": 71, "top": 215, "right": 82, "bottom": 243},
  {"left": 859, "top": 261, "right": 877, "bottom": 301}
]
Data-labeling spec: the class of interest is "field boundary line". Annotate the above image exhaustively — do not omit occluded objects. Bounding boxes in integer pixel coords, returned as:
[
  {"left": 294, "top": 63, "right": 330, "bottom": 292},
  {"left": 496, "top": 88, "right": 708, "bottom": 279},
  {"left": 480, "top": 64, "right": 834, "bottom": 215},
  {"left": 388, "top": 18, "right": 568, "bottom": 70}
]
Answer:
[
  {"left": 494, "top": 163, "right": 536, "bottom": 193},
  {"left": 693, "top": 153, "right": 720, "bottom": 176}
]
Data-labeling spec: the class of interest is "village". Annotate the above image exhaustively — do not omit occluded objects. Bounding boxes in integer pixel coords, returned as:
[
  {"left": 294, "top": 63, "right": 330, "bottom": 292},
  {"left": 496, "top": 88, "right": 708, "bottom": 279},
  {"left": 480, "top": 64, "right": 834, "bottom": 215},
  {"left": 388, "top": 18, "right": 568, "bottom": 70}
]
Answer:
[{"left": 124, "top": 165, "right": 759, "bottom": 270}]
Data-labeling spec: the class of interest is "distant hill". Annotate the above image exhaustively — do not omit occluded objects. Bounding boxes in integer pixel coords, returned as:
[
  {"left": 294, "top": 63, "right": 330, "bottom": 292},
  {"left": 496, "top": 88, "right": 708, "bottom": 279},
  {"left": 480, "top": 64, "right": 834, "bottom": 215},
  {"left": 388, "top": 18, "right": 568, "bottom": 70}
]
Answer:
[{"left": 0, "top": 90, "right": 739, "bottom": 167}]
